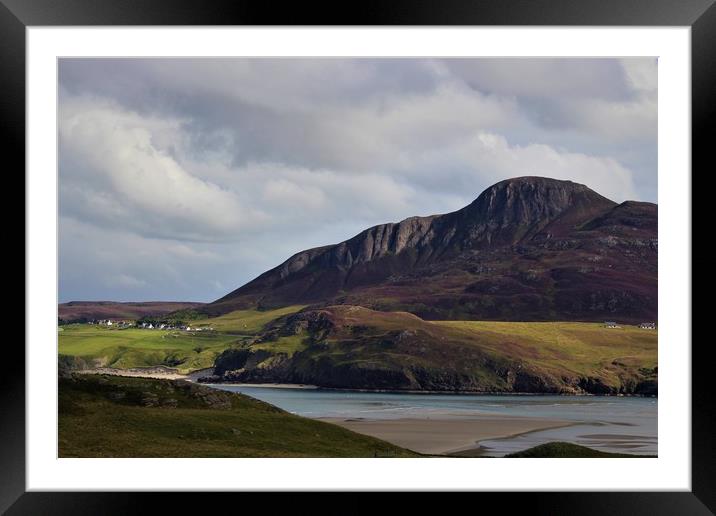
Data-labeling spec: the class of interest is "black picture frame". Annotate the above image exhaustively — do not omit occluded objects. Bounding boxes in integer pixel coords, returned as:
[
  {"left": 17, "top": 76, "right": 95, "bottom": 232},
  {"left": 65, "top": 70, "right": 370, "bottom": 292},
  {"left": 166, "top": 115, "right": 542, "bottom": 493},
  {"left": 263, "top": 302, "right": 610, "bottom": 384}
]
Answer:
[{"left": 4, "top": 0, "right": 710, "bottom": 512}]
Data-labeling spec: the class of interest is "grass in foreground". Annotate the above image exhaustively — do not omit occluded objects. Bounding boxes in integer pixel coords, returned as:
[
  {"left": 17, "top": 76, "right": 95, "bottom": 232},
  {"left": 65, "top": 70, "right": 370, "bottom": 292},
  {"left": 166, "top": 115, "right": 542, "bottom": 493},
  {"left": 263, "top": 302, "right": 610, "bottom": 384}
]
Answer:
[
  {"left": 505, "top": 442, "right": 655, "bottom": 458},
  {"left": 59, "top": 374, "right": 419, "bottom": 458}
]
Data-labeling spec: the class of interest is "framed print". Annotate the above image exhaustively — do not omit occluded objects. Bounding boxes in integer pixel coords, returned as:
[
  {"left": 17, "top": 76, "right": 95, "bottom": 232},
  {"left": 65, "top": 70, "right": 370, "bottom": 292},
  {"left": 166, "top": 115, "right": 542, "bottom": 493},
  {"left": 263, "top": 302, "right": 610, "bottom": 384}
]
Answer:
[{"left": 5, "top": 0, "right": 711, "bottom": 512}]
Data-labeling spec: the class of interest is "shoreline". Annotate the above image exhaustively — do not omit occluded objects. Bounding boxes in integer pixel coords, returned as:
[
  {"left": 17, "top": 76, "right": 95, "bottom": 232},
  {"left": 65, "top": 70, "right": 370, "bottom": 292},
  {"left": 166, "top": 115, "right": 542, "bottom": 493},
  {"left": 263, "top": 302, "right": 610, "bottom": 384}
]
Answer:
[
  {"left": 200, "top": 381, "right": 655, "bottom": 397},
  {"left": 210, "top": 382, "right": 319, "bottom": 390},
  {"left": 70, "top": 369, "right": 655, "bottom": 456},
  {"left": 74, "top": 369, "right": 320, "bottom": 389},
  {"left": 75, "top": 367, "right": 189, "bottom": 380},
  {"left": 74, "top": 369, "right": 657, "bottom": 397}
]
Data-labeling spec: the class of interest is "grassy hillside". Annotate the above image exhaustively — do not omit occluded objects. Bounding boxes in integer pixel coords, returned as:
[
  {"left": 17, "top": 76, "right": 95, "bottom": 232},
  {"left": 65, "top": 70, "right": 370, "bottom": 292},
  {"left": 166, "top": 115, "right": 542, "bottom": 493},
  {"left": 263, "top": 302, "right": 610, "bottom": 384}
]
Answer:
[
  {"left": 436, "top": 320, "right": 657, "bottom": 387},
  {"left": 505, "top": 442, "right": 655, "bottom": 458},
  {"left": 210, "top": 305, "right": 658, "bottom": 394},
  {"left": 192, "top": 305, "right": 307, "bottom": 333},
  {"left": 59, "top": 374, "right": 418, "bottom": 458},
  {"left": 58, "top": 303, "right": 657, "bottom": 393}
]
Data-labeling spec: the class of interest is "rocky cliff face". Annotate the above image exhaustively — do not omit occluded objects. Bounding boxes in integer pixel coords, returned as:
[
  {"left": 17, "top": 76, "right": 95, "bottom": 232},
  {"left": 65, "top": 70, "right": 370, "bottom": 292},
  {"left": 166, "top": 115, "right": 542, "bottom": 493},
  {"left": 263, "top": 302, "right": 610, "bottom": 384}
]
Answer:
[{"left": 207, "top": 177, "right": 657, "bottom": 323}]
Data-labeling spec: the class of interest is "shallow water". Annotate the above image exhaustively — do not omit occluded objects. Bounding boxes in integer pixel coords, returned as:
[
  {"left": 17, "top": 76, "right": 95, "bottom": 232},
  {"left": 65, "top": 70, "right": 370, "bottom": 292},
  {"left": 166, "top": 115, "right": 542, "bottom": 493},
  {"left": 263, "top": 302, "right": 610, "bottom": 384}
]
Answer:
[{"left": 209, "top": 384, "right": 657, "bottom": 456}]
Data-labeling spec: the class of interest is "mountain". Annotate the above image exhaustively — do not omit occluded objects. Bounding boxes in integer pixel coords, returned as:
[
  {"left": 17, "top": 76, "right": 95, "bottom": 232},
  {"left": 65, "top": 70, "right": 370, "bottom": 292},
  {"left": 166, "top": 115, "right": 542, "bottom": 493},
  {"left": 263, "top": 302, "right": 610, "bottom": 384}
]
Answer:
[{"left": 207, "top": 177, "right": 657, "bottom": 323}]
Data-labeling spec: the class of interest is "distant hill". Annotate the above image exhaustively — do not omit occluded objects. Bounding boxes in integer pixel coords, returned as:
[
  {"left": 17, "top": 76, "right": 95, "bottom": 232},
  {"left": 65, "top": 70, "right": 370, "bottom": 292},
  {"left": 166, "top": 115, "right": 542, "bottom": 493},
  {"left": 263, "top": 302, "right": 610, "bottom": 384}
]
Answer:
[
  {"left": 203, "top": 305, "right": 658, "bottom": 395},
  {"left": 59, "top": 301, "right": 205, "bottom": 323},
  {"left": 208, "top": 177, "right": 657, "bottom": 324}
]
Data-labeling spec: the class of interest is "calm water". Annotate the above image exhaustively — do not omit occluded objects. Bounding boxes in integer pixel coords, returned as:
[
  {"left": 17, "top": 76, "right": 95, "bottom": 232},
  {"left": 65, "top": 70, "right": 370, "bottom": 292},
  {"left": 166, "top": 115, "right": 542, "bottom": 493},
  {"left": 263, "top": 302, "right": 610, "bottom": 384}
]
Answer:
[{"left": 209, "top": 384, "right": 657, "bottom": 456}]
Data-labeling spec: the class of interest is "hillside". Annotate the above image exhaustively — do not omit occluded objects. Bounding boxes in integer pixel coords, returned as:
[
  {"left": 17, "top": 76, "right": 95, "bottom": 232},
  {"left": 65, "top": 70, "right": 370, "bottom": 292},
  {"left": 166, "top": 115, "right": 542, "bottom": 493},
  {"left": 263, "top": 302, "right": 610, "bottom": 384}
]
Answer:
[
  {"left": 59, "top": 301, "right": 205, "bottom": 323},
  {"left": 208, "top": 177, "right": 657, "bottom": 323},
  {"left": 59, "top": 374, "right": 418, "bottom": 458},
  {"left": 57, "top": 177, "right": 658, "bottom": 394},
  {"left": 57, "top": 306, "right": 308, "bottom": 374},
  {"left": 202, "top": 305, "right": 657, "bottom": 395}
]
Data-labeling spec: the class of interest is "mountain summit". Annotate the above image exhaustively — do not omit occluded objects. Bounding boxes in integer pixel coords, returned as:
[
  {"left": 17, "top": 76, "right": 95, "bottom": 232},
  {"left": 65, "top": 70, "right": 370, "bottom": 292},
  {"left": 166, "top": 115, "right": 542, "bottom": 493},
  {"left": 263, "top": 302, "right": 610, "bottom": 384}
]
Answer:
[{"left": 208, "top": 177, "right": 657, "bottom": 323}]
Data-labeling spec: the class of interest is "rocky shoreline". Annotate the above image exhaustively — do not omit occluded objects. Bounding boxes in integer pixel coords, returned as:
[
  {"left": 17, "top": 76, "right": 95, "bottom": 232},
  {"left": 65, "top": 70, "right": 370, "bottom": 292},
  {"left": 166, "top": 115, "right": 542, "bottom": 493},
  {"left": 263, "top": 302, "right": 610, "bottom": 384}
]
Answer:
[
  {"left": 65, "top": 366, "right": 657, "bottom": 397},
  {"left": 197, "top": 378, "right": 658, "bottom": 397}
]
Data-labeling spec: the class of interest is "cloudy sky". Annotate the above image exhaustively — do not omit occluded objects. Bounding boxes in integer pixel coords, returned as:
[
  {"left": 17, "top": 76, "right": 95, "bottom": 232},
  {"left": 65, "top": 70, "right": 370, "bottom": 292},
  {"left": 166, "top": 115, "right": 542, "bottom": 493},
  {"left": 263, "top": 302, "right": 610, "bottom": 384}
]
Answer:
[{"left": 58, "top": 58, "right": 657, "bottom": 303}]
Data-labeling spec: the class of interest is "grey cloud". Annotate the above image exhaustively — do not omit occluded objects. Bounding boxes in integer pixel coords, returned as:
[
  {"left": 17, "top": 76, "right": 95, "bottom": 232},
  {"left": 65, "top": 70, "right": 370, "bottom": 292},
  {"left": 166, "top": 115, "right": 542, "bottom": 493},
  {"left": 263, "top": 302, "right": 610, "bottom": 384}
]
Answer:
[
  {"left": 58, "top": 58, "right": 656, "bottom": 302},
  {"left": 442, "top": 58, "right": 634, "bottom": 101}
]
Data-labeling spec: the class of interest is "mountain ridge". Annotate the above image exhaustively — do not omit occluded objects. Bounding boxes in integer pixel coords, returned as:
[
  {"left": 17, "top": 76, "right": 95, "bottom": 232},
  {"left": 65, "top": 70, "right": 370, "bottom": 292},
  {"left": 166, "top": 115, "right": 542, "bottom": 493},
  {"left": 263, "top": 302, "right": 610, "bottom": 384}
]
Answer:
[{"left": 208, "top": 176, "right": 657, "bottom": 323}]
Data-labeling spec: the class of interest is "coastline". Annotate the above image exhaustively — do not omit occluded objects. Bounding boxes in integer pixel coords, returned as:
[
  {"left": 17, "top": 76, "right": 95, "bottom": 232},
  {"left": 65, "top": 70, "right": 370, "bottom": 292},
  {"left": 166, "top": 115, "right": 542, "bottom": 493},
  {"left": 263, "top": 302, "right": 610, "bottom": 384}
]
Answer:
[
  {"left": 67, "top": 370, "right": 655, "bottom": 456},
  {"left": 73, "top": 369, "right": 656, "bottom": 397},
  {"left": 209, "top": 382, "right": 319, "bottom": 390}
]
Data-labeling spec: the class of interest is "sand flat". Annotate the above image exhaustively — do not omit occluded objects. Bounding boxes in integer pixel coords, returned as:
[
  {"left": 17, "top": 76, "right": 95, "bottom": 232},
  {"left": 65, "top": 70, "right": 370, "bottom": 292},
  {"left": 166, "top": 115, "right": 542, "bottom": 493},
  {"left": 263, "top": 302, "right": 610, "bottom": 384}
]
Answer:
[{"left": 321, "top": 416, "right": 576, "bottom": 455}]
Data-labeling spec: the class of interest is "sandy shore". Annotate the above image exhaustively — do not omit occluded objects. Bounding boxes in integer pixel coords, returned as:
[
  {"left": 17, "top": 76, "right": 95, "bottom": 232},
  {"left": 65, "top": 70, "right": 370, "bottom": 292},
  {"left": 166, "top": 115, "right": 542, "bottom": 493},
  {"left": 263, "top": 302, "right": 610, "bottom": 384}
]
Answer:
[
  {"left": 321, "top": 416, "right": 577, "bottom": 455},
  {"left": 76, "top": 367, "right": 189, "bottom": 380},
  {"left": 74, "top": 369, "right": 319, "bottom": 390}
]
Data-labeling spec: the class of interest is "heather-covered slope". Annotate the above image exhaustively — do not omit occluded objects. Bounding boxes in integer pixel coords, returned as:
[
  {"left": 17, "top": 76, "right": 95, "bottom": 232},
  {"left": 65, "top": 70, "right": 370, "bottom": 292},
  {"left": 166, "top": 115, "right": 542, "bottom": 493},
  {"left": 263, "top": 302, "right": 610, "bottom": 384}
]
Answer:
[{"left": 208, "top": 177, "right": 657, "bottom": 323}]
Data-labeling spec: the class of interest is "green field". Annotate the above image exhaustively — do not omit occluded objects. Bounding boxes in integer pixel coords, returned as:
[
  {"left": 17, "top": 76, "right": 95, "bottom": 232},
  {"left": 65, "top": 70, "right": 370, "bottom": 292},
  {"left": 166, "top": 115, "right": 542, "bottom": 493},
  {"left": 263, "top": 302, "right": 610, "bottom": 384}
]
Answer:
[
  {"left": 59, "top": 374, "right": 418, "bottom": 458},
  {"left": 58, "top": 325, "right": 237, "bottom": 374},
  {"left": 436, "top": 320, "right": 657, "bottom": 381},
  {"left": 192, "top": 305, "right": 307, "bottom": 333},
  {"left": 58, "top": 305, "right": 308, "bottom": 373}
]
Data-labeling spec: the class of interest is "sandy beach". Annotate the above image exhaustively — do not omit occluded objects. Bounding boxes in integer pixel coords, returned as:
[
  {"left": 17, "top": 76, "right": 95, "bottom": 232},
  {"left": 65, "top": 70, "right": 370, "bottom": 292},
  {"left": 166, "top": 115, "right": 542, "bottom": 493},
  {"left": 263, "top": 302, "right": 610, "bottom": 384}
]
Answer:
[
  {"left": 75, "top": 369, "right": 319, "bottom": 390},
  {"left": 321, "top": 416, "right": 577, "bottom": 455},
  {"left": 76, "top": 367, "right": 189, "bottom": 380}
]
